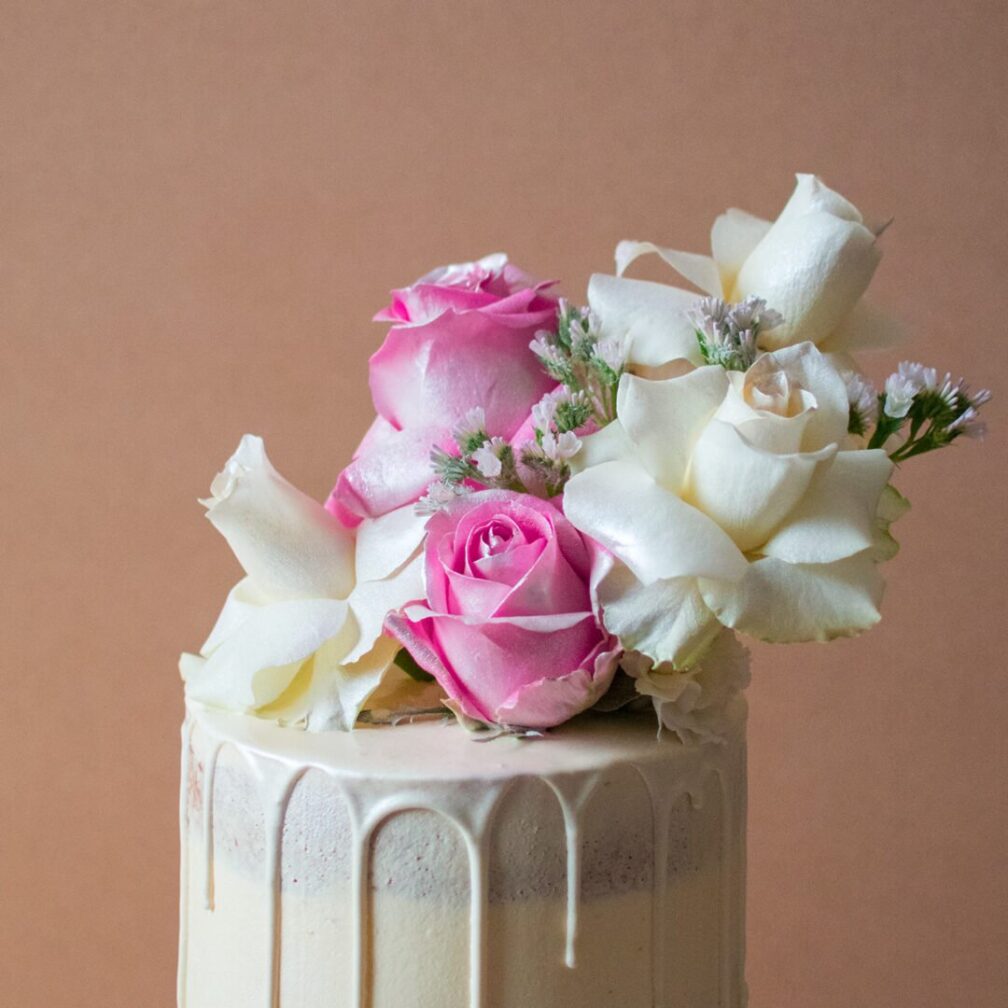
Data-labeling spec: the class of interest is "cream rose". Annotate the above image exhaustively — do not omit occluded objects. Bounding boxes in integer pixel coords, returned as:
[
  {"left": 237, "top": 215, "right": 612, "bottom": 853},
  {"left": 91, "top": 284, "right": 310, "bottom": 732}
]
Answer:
[
  {"left": 179, "top": 435, "right": 426, "bottom": 730},
  {"left": 587, "top": 175, "right": 898, "bottom": 373},
  {"left": 564, "top": 343, "right": 897, "bottom": 661}
]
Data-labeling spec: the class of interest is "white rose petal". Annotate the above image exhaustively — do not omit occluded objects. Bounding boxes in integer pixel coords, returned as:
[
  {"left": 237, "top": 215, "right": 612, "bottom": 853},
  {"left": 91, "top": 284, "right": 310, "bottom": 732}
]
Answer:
[
  {"left": 761, "top": 450, "right": 894, "bottom": 565},
  {"left": 353, "top": 503, "right": 428, "bottom": 584},
  {"left": 617, "top": 366, "right": 729, "bottom": 491},
  {"left": 615, "top": 240, "right": 723, "bottom": 295},
  {"left": 563, "top": 458, "right": 747, "bottom": 586},
  {"left": 688, "top": 420, "right": 836, "bottom": 553},
  {"left": 567, "top": 418, "right": 637, "bottom": 475},
  {"left": 201, "top": 434, "right": 355, "bottom": 601},
  {"left": 587, "top": 273, "right": 706, "bottom": 369},
  {"left": 183, "top": 597, "right": 354, "bottom": 711},
  {"left": 302, "top": 634, "right": 400, "bottom": 732},
  {"left": 597, "top": 562, "right": 721, "bottom": 667},
  {"left": 184, "top": 435, "right": 423, "bottom": 731},
  {"left": 710, "top": 208, "right": 772, "bottom": 288},
  {"left": 699, "top": 551, "right": 885, "bottom": 643},
  {"left": 345, "top": 554, "right": 424, "bottom": 665},
  {"left": 733, "top": 175, "right": 881, "bottom": 349},
  {"left": 626, "top": 630, "right": 751, "bottom": 745}
]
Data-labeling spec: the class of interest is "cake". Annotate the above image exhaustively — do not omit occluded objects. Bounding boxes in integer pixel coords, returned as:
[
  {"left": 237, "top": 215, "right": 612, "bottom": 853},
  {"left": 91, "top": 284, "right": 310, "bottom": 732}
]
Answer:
[
  {"left": 179, "top": 175, "right": 987, "bottom": 1007},
  {"left": 178, "top": 702, "right": 746, "bottom": 1007}
]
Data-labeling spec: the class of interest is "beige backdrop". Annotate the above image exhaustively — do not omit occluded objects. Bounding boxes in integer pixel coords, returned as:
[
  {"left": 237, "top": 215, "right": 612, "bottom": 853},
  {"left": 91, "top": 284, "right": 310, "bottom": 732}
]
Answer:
[{"left": 2, "top": 1, "right": 1006, "bottom": 1005}]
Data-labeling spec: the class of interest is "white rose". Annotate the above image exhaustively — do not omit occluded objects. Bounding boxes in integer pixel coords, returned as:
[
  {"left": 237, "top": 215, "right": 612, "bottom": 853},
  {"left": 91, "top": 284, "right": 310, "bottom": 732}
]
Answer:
[
  {"left": 589, "top": 174, "right": 898, "bottom": 372},
  {"left": 179, "top": 435, "right": 426, "bottom": 730},
  {"left": 564, "top": 344, "right": 897, "bottom": 660},
  {"left": 623, "top": 630, "right": 750, "bottom": 745}
]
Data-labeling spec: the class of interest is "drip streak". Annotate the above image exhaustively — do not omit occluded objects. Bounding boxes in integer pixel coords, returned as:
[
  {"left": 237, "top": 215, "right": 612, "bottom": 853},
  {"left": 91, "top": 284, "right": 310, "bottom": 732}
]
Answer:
[
  {"left": 176, "top": 720, "right": 193, "bottom": 1008},
  {"left": 202, "top": 743, "right": 222, "bottom": 910},
  {"left": 465, "top": 831, "right": 489, "bottom": 1008},
  {"left": 262, "top": 771, "right": 304, "bottom": 1008}
]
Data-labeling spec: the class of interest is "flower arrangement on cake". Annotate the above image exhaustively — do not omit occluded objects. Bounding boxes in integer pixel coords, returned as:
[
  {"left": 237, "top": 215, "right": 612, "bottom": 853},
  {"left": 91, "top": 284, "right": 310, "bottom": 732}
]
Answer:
[{"left": 180, "top": 175, "right": 989, "bottom": 742}]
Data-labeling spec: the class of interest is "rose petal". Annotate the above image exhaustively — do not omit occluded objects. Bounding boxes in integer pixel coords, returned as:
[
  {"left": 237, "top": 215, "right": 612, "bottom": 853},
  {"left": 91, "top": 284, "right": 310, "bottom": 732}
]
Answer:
[
  {"left": 200, "top": 576, "right": 272, "bottom": 654},
  {"left": 568, "top": 419, "right": 637, "bottom": 475},
  {"left": 752, "top": 342, "right": 851, "bottom": 451},
  {"left": 699, "top": 550, "right": 884, "bottom": 643},
  {"left": 735, "top": 175, "right": 881, "bottom": 349},
  {"left": 203, "top": 435, "right": 355, "bottom": 601},
  {"left": 328, "top": 420, "right": 451, "bottom": 523},
  {"left": 596, "top": 562, "right": 721, "bottom": 667},
  {"left": 761, "top": 449, "right": 894, "bottom": 564},
  {"left": 302, "top": 634, "right": 400, "bottom": 732},
  {"left": 493, "top": 639, "right": 621, "bottom": 728},
  {"left": 474, "top": 538, "right": 544, "bottom": 585},
  {"left": 494, "top": 533, "right": 589, "bottom": 617},
  {"left": 345, "top": 554, "right": 425, "bottom": 664},
  {"left": 710, "top": 208, "right": 772, "bottom": 290},
  {"left": 688, "top": 420, "right": 837, "bottom": 552},
  {"left": 617, "top": 367, "right": 729, "bottom": 491},
  {"left": 615, "top": 240, "right": 724, "bottom": 296},
  {"left": 354, "top": 504, "right": 428, "bottom": 584},
  {"left": 564, "top": 459, "right": 747, "bottom": 585},
  {"left": 714, "top": 371, "right": 813, "bottom": 455},
  {"left": 384, "top": 608, "right": 492, "bottom": 723},
  {"left": 185, "top": 597, "right": 354, "bottom": 710},
  {"left": 432, "top": 613, "right": 603, "bottom": 719},
  {"left": 587, "top": 273, "right": 704, "bottom": 368},
  {"left": 444, "top": 566, "right": 513, "bottom": 618},
  {"left": 369, "top": 310, "right": 555, "bottom": 435}
]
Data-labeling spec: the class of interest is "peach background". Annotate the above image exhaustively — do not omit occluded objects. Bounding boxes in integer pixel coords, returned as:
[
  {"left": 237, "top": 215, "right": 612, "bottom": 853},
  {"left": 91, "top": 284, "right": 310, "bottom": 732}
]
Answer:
[{"left": 2, "top": 1, "right": 1006, "bottom": 1005}]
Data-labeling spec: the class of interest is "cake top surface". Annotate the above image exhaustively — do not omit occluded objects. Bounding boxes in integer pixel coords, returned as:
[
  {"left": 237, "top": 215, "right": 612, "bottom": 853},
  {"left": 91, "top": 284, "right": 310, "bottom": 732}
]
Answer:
[{"left": 188, "top": 697, "right": 744, "bottom": 781}]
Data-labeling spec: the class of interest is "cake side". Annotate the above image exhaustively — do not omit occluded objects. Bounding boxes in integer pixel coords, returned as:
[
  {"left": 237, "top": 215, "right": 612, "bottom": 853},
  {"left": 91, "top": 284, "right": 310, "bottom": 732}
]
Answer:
[{"left": 179, "top": 700, "right": 747, "bottom": 1008}]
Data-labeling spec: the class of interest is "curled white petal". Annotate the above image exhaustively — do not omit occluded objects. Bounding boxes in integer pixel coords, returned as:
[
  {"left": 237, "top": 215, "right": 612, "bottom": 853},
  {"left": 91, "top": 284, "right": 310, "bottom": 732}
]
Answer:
[
  {"left": 202, "top": 434, "right": 355, "bottom": 601},
  {"left": 597, "top": 562, "right": 720, "bottom": 667},
  {"left": 699, "top": 551, "right": 885, "bottom": 643},
  {"left": 587, "top": 273, "right": 704, "bottom": 369}
]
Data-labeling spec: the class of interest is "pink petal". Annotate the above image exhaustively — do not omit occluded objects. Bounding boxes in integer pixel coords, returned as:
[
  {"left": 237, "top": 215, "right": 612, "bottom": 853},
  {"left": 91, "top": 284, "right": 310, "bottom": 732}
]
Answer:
[
  {"left": 430, "top": 612, "right": 602, "bottom": 718},
  {"left": 384, "top": 609, "right": 493, "bottom": 724},
  {"left": 326, "top": 419, "right": 450, "bottom": 523},
  {"left": 494, "top": 638, "right": 621, "bottom": 728},
  {"left": 493, "top": 533, "right": 588, "bottom": 617},
  {"left": 369, "top": 311, "right": 555, "bottom": 435}
]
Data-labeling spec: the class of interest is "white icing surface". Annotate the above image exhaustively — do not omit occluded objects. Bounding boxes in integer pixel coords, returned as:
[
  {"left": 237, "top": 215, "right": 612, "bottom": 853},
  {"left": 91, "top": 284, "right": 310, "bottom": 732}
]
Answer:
[{"left": 178, "top": 700, "right": 747, "bottom": 1007}]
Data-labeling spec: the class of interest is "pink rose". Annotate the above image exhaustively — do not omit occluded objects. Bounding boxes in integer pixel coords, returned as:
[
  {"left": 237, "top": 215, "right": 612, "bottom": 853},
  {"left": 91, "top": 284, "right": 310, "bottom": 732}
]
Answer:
[
  {"left": 327, "top": 254, "right": 558, "bottom": 525},
  {"left": 386, "top": 490, "right": 620, "bottom": 729}
]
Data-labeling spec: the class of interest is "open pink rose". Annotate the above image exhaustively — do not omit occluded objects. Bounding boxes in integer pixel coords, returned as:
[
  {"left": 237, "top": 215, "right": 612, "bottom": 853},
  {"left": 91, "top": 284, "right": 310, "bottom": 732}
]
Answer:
[
  {"left": 327, "top": 254, "right": 557, "bottom": 525},
  {"left": 386, "top": 490, "right": 620, "bottom": 729}
]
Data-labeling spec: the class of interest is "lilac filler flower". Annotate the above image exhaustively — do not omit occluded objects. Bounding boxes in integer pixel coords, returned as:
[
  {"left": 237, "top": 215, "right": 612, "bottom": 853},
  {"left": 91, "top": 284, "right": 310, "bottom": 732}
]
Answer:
[
  {"left": 843, "top": 371, "right": 878, "bottom": 436},
  {"left": 870, "top": 362, "right": 992, "bottom": 459}
]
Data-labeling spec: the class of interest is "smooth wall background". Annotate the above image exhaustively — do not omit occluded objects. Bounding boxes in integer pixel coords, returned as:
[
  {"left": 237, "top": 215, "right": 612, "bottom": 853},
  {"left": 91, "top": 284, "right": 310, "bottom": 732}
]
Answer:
[{"left": 2, "top": 2, "right": 1006, "bottom": 1005}]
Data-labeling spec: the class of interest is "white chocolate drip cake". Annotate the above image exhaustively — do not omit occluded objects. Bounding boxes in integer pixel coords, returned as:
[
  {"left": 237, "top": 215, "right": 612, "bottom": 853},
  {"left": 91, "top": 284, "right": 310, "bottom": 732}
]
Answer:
[{"left": 178, "top": 702, "right": 746, "bottom": 1007}]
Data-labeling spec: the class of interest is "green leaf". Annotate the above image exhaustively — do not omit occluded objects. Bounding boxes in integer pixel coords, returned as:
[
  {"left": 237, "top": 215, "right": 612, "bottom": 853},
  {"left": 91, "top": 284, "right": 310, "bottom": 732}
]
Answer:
[{"left": 394, "top": 647, "right": 435, "bottom": 683}]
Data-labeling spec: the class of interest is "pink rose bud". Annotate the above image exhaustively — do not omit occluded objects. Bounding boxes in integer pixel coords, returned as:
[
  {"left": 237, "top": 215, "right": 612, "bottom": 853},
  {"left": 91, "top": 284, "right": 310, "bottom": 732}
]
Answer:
[{"left": 386, "top": 490, "right": 620, "bottom": 729}]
